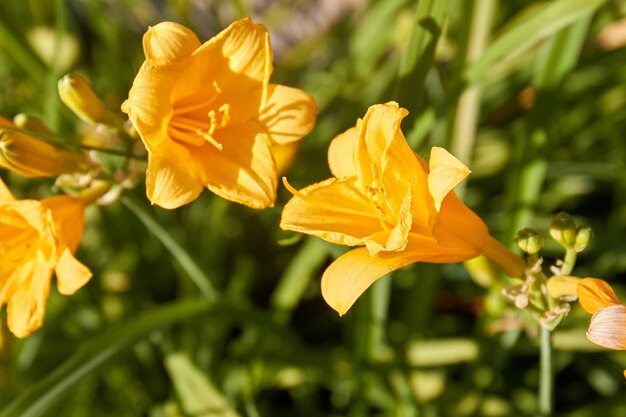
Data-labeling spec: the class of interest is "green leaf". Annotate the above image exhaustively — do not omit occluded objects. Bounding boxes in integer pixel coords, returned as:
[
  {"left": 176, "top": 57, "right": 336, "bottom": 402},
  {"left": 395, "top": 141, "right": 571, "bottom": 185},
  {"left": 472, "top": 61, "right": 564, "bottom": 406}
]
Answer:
[
  {"left": 1, "top": 300, "right": 214, "bottom": 417},
  {"left": 464, "top": 0, "right": 608, "bottom": 85},
  {"left": 395, "top": 0, "right": 447, "bottom": 112},
  {"left": 165, "top": 353, "right": 242, "bottom": 417}
]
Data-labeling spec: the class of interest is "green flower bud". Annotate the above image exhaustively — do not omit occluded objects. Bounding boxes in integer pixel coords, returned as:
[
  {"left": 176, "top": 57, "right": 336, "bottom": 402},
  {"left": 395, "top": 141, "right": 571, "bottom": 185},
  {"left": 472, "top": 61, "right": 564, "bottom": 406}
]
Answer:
[
  {"left": 515, "top": 228, "right": 544, "bottom": 254},
  {"left": 549, "top": 212, "right": 577, "bottom": 249},
  {"left": 574, "top": 225, "right": 593, "bottom": 253},
  {"left": 58, "top": 73, "right": 118, "bottom": 126}
]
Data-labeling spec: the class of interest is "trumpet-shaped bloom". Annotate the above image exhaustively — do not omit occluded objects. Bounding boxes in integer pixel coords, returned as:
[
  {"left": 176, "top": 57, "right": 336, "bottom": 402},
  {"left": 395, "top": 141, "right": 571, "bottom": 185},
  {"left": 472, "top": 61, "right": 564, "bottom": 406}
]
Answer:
[
  {"left": 122, "top": 18, "right": 316, "bottom": 209},
  {"left": 0, "top": 179, "right": 91, "bottom": 338},
  {"left": 577, "top": 278, "right": 626, "bottom": 350},
  {"left": 280, "top": 102, "right": 525, "bottom": 315}
]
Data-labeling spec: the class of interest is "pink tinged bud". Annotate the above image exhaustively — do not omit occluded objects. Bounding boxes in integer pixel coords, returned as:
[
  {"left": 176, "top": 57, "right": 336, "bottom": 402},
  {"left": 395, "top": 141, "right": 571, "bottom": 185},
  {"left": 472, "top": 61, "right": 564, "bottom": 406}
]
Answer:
[{"left": 586, "top": 304, "right": 626, "bottom": 350}]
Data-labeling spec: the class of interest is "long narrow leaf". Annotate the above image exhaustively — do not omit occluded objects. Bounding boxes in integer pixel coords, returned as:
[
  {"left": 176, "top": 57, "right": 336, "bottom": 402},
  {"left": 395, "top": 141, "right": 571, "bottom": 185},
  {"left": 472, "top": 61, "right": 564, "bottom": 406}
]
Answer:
[
  {"left": 464, "top": 0, "right": 608, "bottom": 85},
  {"left": 122, "top": 195, "right": 218, "bottom": 301},
  {"left": 1, "top": 300, "right": 214, "bottom": 417}
]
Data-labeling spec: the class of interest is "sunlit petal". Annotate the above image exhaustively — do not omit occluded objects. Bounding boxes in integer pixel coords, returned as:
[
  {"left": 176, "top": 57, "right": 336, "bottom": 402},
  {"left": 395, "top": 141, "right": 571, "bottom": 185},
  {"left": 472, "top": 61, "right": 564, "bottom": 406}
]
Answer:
[
  {"left": 198, "top": 122, "right": 277, "bottom": 209},
  {"left": 6, "top": 253, "right": 53, "bottom": 338},
  {"left": 328, "top": 126, "right": 358, "bottom": 179},
  {"left": 321, "top": 239, "right": 441, "bottom": 315},
  {"left": 258, "top": 84, "right": 316, "bottom": 145},
  {"left": 428, "top": 147, "right": 471, "bottom": 212},
  {"left": 0, "top": 177, "right": 15, "bottom": 201},
  {"left": 577, "top": 278, "right": 620, "bottom": 314},
  {"left": 146, "top": 142, "right": 203, "bottom": 209},
  {"left": 41, "top": 195, "right": 85, "bottom": 253},
  {"left": 55, "top": 248, "right": 92, "bottom": 295},
  {"left": 586, "top": 304, "right": 626, "bottom": 350},
  {"left": 281, "top": 177, "right": 383, "bottom": 246},
  {"left": 143, "top": 21, "right": 201, "bottom": 61}
]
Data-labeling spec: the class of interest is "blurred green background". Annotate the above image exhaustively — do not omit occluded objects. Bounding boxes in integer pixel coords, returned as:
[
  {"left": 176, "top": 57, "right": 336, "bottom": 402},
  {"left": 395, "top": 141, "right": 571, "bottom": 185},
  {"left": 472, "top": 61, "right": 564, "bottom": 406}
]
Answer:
[{"left": 1, "top": 0, "right": 626, "bottom": 416}]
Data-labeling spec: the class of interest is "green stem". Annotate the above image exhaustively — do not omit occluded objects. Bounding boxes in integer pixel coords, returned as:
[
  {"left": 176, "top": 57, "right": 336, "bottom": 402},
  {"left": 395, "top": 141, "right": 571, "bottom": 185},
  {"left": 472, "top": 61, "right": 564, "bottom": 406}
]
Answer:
[
  {"left": 448, "top": 0, "right": 496, "bottom": 197},
  {"left": 122, "top": 195, "right": 218, "bottom": 302},
  {"left": 559, "top": 249, "right": 577, "bottom": 276},
  {"left": 538, "top": 326, "right": 553, "bottom": 416}
]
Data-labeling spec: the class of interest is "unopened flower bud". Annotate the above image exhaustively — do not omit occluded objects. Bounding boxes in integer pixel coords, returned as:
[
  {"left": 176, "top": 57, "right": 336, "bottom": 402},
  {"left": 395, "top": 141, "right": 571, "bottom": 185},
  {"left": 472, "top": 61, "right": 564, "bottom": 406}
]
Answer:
[
  {"left": 0, "top": 117, "right": 86, "bottom": 178},
  {"left": 58, "top": 74, "right": 118, "bottom": 126},
  {"left": 549, "top": 212, "right": 577, "bottom": 249},
  {"left": 574, "top": 226, "right": 593, "bottom": 253},
  {"left": 13, "top": 113, "right": 55, "bottom": 135},
  {"left": 515, "top": 228, "right": 544, "bottom": 254}
]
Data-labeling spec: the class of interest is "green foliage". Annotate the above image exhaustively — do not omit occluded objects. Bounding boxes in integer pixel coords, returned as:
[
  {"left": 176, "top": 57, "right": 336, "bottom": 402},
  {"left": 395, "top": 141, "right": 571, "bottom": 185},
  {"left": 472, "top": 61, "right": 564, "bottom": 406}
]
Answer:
[{"left": 2, "top": 0, "right": 626, "bottom": 416}]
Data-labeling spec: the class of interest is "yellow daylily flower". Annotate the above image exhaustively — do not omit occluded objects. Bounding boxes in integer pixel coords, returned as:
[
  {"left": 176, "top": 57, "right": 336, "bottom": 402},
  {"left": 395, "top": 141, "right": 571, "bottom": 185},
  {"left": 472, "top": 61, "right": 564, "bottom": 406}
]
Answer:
[
  {"left": 0, "top": 116, "right": 86, "bottom": 178},
  {"left": 280, "top": 102, "right": 525, "bottom": 315},
  {"left": 122, "top": 18, "right": 316, "bottom": 209},
  {"left": 0, "top": 179, "right": 91, "bottom": 338},
  {"left": 576, "top": 278, "right": 626, "bottom": 351}
]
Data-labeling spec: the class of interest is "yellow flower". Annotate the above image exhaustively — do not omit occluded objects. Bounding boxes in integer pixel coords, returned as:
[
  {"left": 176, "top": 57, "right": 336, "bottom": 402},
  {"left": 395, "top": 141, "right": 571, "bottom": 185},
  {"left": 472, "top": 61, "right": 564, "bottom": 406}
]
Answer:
[
  {"left": 121, "top": 18, "right": 316, "bottom": 209},
  {"left": 280, "top": 102, "right": 525, "bottom": 315},
  {"left": 577, "top": 278, "right": 626, "bottom": 350},
  {"left": 0, "top": 179, "right": 91, "bottom": 338},
  {"left": 0, "top": 116, "right": 86, "bottom": 178}
]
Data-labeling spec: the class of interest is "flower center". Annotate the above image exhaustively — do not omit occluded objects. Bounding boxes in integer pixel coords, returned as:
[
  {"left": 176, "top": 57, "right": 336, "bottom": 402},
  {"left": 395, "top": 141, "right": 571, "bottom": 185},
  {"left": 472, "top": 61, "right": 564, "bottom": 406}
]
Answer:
[
  {"left": 194, "top": 103, "right": 231, "bottom": 150},
  {"left": 366, "top": 180, "right": 394, "bottom": 231}
]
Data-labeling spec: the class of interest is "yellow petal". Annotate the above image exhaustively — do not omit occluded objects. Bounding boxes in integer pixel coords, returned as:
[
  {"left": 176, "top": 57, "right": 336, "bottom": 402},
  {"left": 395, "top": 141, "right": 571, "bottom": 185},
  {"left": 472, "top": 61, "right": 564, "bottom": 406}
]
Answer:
[
  {"left": 55, "top": 248, "right": 92, "bottom": 295},
  {"left": 321, "top": 240, "right": 440, "bottom": 316},
  {"left": 122, "top": 61, "right": 176, "bottom": 144},
  {"left": 0, "top": 177, "right": 15, "bottom": 201},
  {"left": 280, "top": 177, "right": 383, "bottom": 246},
  {"left": 146, "top": 141, "right": 203, "bottom": 209},
  {"left": 546, "top": 276, "right": 582, "bottom": 298},
  {"left": 196, "top": 121, "right": 277, "bottom": 209},
  {"left": 356, "top": 102, "right": 427, "bottom": 220},
  {"left": 364, "top": 187, "right": 412, "bottom": 255},
  {"left": 179, "top": 18, "right": 270, "bottom": 126},
  {"left": 577, "top": 278, "right": 620, "bottom": 314},
  {"left": 428, "top": 147, "right": 471, "bottom": 212},
  {"left": 431, "top": 191, "right": 489, "bottom": 254},
  {"left": 41, "top": 195, "right": 85, "bottom": 253},
  {"left": 272, "top": 142, "right": 300, "bottom": 175},
  {"left": 328, "top": 126, "right": 358, "bottom": 179},
  {"left": 208, "top": 18, "right": 272, "bottom": 87},
  {"left": 586, "top": 304, "right": 626, "bottom": 350},
  {"left": 143, "top": 22, "right": 201, "bottom": 61},
  {"left": 6, "top": 253, "right": 53, "bottom": 338},
  {"left": 258, "top": 84, "right": 317, "bottom": 145}
]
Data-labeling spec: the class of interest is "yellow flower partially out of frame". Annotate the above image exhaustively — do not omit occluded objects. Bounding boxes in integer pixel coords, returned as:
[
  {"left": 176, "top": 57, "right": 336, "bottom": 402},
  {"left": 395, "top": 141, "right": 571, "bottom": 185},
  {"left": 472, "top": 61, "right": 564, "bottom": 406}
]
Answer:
[
  {"left": 280, "top": 102, "right": 525, "bottom": 315},
  {"left": 577, "top": 278, "right": 626, "bottom": 351},
  {"left": 122, "top": 18, "right": 316, "bottom": 209},
  {"left": 0, "top": 179, "right": 91, "bottom": 338}
]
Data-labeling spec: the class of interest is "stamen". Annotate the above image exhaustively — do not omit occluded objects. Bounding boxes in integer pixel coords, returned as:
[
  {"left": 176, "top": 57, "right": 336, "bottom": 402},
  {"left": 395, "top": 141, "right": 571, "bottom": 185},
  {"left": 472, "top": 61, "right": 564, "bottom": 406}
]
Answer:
[
  {"left": 213, "top": 81, "right": 222, "bottom": 94},
  {"left": 195, "top": 129, "right": 223, "bottom": 150},
  {"left": 282, "top": 177, "right": 307, "bottom": 199}
]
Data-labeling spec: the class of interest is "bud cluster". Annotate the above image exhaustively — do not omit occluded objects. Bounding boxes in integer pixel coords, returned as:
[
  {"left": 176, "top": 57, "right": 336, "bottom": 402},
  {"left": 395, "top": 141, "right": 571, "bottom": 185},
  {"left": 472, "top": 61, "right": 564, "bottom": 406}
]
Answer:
[{"left": 503, "top": 212, "right": 594, "bottom": 331}]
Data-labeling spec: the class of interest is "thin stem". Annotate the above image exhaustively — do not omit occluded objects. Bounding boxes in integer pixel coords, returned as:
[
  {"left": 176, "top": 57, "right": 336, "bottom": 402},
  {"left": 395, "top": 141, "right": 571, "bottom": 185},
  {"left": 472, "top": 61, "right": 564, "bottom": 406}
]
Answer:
[
  {"left": 538, "top": 326, "right": 553, "bottom": 416},
  {"left": 559, "top": 249, "right": 577, "bottom": 276},
  {"left": 122, "top": 195, "right": 218, "bottom": 302},
  {"left": 0, "top": 125, "right": 146, "bottom": 159}
]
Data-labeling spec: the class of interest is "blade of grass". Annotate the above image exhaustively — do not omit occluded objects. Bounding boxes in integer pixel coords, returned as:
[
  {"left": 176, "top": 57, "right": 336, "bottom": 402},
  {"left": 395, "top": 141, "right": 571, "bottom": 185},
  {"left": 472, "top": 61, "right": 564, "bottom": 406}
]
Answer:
[
  {"left": 165, "top": 353, "right": 241, "bottom": 417},
  {"left": 0, "top": 12, "right": 47, "bottom": 86},
  {"left": 0, "top": 300, "right": 214, "bottom": 417},
  {"left": 464, "top": 0, "right": 608, "bottom": 86},
  {"left": 270, "top": 237, "right": 329, "bottom": 323},
  {"left": 122, "top": 195, "right": 218, "bottom": 302},
  {"left": 504, "top": 16, "right": 592, "bottom": 242},
  {"left": 395, "top": 0, "right": 447, "bottom": 115},
  {"left": 447, "top": 0, "right": 496, "bottom": 198}
]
